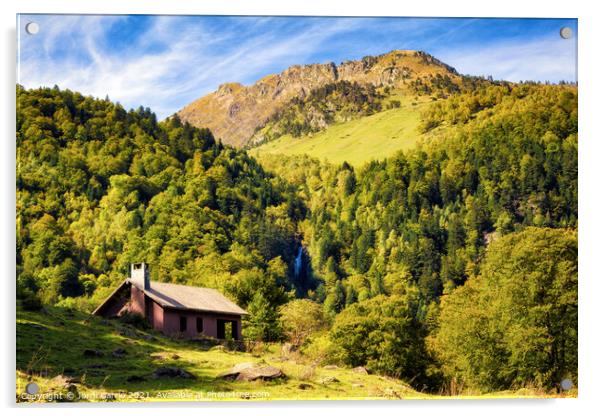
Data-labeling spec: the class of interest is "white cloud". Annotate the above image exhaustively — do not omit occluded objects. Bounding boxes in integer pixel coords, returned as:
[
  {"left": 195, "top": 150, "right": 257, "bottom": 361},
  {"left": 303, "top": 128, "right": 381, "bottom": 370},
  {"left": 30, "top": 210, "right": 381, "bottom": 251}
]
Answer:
[
  {"left": 18, "top": 16, "right": 367, "bottom": 119},
  {"left": 17, "top": 16, "right": 577, "bottom": 120},
  {"left": 436, "top": 36, "right": 577, "bottom": 83}
]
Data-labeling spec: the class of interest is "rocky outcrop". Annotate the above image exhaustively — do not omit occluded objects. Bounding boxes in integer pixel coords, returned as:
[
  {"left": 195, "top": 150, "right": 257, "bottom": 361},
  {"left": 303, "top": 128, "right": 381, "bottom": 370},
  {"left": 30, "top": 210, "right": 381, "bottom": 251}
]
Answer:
[
  {"left": 218, "top": 362, "right": 285, "bottom": 381},
  {"left": 177, "top": 50, "right": 458, "bottom": 148},
  {"left": 352, "top": 366, "right": 369, "bottom": 374}
]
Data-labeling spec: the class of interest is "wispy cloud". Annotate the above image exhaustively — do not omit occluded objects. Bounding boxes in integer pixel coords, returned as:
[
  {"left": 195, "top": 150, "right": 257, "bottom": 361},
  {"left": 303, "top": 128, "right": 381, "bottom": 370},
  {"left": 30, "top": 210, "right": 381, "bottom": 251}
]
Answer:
[
  {"left": 17, "top": 15, "right": 578, "bottom": 119},
  {"left": 435, "top": 36, "right": 577, "bottom": 83}
]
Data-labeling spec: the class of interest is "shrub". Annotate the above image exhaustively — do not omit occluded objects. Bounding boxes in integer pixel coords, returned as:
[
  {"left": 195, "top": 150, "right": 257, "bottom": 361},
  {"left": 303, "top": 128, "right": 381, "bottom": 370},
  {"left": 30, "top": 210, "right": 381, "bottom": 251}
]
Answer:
[
  {"left": 19, "top": 288, "right": 43, "bottom": 311},
  {"left": 279, "top": 299, "right": 326, "bottom": 346},
  {"left": 329, "top": 293, "right": 432, "bottom": 388},
  {"left": 432, "top": 228, "right": 578, "bottom": 392},
  {"left": 300, "top": 331, "right": 338, "bottom": 366}
]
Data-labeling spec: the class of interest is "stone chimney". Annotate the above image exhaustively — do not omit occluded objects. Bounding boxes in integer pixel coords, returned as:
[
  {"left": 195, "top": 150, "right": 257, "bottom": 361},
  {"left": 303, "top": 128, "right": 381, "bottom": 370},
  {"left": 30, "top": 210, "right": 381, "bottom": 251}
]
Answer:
[{"left": 131, "top": 263, "right": 150, "bottom": 291}]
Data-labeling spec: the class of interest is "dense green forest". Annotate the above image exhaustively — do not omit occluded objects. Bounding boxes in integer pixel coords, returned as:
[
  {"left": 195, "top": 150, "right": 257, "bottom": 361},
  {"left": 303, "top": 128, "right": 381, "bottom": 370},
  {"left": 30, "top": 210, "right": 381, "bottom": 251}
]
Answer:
[
  {"left": 255, "top": 83, "right": 578, "bottom": 391},
  {"left": 16, "top": 85, "right": 305, "bottom": 324},
  {"left": 16, "top": 82, "right": 577, "bottom": 394}
]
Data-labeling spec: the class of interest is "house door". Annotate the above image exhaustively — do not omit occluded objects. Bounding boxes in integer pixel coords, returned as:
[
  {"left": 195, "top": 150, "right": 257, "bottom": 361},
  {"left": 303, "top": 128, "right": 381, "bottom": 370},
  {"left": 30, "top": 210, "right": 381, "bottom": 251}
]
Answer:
[
  {"left": 217, "top": 319, "right": 239, "bottom": 340},
  {"left": 144, "top": 296, "right": 153, "bottom": 327}
]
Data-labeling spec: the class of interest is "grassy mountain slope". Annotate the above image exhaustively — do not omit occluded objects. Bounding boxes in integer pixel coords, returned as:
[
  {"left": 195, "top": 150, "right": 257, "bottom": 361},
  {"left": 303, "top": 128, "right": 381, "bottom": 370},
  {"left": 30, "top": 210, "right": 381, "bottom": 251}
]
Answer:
[
  {"left": 250, "top": 96, "right": 434, "bottom": 166},
  {"left": 17, "top": 305, "right": 566, "bottom": 402}
]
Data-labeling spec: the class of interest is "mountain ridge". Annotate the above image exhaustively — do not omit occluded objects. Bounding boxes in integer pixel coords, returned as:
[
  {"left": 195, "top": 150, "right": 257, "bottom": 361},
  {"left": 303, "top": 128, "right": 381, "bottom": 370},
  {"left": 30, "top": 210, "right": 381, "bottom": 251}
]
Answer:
[{"left": 177, "top": 50, "right": 459, "bottom": 147}]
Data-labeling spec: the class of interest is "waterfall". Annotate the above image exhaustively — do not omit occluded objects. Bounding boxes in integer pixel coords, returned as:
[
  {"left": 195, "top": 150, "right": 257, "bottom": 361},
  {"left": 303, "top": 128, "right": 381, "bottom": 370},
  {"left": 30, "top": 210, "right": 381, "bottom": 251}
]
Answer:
[{"left": 293, "top": 246, "right": 303, "bottom": 278}]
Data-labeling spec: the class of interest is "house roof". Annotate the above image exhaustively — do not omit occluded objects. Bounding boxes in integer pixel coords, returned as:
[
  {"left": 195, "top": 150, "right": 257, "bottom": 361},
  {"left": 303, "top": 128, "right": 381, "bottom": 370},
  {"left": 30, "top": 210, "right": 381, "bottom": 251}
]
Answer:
[
  {"left": 129, "top": 279, "right": 248, "bottom": 316},
  {"left": 93, "top": 279, "right": 248, "bottom": 316},
  {"left": 92, "top": 280, "right": 130, "bottom": 316}
]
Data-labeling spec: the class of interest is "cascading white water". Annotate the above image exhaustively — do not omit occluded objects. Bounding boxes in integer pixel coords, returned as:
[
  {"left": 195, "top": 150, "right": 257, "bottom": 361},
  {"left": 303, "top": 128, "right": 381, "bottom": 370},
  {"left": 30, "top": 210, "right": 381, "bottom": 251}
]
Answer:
[{"left": 293, "top": 246, "right": 303, "bottom": 278}]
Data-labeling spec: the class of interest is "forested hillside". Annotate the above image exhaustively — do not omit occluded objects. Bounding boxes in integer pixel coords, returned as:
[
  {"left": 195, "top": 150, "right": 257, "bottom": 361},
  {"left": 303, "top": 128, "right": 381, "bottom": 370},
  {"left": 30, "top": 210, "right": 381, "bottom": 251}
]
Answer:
[
  {"left": 258, "top": 83, "right": 577, "bottom": 303},
  {"left": 17, "top": 80, "right": 577, "bottom": 395},
  {"left": 256, "top": 83, "right": 578, "bottom": 391},
  {"left": 16, "top": 85, "right": 305, "bottom": 325}
]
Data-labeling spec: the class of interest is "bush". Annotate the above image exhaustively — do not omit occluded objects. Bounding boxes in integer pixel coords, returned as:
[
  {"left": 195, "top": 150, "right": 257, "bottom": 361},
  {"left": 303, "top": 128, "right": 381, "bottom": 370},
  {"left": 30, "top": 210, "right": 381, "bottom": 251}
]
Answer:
[
  {"left": 279, "top": 299, "right": 326, "bottom": 346},
  {"left": 329, "top": 293, "right": 432, "bottom": 389},
  {"left": 432, "top": 228, "right": 577, "bottom": 392},
  {"left": 300, "top": 331, "right": 337, "bottom": 365},
  {"left": 18, "top": 288, "right": 43, "bottom": 311},
  {"left": 242, "top": 292, "right": 283, "bottom": 342}
]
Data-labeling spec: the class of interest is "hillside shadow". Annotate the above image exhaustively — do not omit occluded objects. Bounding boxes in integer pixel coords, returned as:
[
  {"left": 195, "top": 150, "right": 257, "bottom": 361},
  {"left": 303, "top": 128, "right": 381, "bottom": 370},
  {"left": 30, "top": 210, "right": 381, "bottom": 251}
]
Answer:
[{"left": 16, "top": 306, "right": 237, "bottom": 396}]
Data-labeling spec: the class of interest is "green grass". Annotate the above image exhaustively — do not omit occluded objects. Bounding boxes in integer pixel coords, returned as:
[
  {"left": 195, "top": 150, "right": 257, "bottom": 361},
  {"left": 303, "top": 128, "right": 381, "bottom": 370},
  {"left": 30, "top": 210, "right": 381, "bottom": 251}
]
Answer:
[
  {"left": 16, "top": 305, "right": 571, "bottom": 402},
  {"left": 16, "top": 305, "right": 427, "bottom": 402},
  {"left": 250, "top": 97, "right": 436, "bottom": 167}
]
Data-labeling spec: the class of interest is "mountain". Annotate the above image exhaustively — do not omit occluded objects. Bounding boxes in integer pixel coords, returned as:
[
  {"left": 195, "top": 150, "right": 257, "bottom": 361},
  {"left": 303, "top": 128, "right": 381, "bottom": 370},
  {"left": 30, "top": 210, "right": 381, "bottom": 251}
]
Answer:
[
  {"left": 17, "top": 80, "right": 578, "bottom": 395},
  {"left": 177, "top": 50, "right": 459, "bottom": 148}
]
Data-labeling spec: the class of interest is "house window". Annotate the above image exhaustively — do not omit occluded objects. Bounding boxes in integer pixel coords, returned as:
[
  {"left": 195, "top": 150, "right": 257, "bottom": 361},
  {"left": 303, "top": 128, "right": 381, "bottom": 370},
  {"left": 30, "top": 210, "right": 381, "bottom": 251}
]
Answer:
[
  {"left": 179, "top": 316, "right": 187, "bottom": 332},
  {"left": 196, "top": 317, "right": 203, "bottom": 333}
]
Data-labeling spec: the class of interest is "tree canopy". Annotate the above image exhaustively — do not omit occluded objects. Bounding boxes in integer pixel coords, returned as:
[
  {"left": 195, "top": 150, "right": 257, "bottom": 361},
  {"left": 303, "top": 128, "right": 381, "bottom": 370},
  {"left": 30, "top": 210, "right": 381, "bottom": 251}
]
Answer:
[{"left": 432, "top": 227, "right": 577, "bottom": 391}]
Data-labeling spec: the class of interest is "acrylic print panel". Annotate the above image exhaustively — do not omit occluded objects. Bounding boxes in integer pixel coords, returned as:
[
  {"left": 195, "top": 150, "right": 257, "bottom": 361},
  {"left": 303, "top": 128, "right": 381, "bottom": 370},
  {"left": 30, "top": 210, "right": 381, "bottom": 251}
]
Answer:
[{"left": 16, "top": 14, "right": 578, "bottom": 402}]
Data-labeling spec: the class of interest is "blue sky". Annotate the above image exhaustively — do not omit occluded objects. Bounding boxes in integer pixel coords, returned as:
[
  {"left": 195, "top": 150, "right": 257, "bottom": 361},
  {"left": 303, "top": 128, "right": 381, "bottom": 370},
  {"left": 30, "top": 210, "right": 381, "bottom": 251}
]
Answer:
[{"left": 17, "top": 15, "right": 577, "bottom": 119}]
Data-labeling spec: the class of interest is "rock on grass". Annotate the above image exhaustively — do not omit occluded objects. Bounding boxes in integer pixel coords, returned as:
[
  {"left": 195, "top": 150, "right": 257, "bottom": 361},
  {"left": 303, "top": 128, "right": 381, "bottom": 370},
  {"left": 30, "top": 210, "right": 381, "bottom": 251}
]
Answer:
[
  {"left": 152, "top": 366, "right": 195, "bottom": 379},
  {"left": 218, "top": 362, "right": 284, "bottom": 382}
]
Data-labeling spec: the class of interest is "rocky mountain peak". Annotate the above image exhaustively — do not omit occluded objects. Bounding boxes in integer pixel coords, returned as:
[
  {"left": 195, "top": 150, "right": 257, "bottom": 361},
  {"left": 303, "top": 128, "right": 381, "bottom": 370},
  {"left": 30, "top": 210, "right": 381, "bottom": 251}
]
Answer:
[{"left": 177, "top": 50, "right": 458, "bottom": 148}]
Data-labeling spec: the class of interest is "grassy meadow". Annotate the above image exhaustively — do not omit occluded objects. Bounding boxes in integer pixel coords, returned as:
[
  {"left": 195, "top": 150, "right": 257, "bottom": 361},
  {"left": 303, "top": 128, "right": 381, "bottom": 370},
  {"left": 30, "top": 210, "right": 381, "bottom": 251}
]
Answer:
[
  {"left": 16, "top": 305, "right": 572, "bottom": 402},
  {"left": 16, "top": 305, "right": 424, "bottom": 402},
  {"left": 250, "top": 96, "right": 436, "bottom": 166}
]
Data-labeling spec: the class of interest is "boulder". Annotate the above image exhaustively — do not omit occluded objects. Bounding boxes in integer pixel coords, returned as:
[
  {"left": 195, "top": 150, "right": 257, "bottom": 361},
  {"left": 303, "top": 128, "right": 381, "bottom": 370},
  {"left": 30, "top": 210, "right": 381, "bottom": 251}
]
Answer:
[
  {"left": 217, "top": 362, "right": 255, "bottom": 380},
  {"left": 237, "top": 365, "right": 283, "bottom": 382},
  {"left": 298, "top": 383, "right": 313, "bottom": 390},
  {"left": 352, "top": 366, "right": 369, "bottom": 375},
  {"left": 319, "top": 376, "right": 340, "bottom": 384},
  {"left": 83, "top": 349, "right": 103, "bottom": 358},
  {"left": 112, "top": 348, "right": 127, "bottom": 358},
  {"left": 152, "top": 366, "right": 195, "bottom": 379},
  {"left": 218, "top": 362, "right": 284, "bottom": 382},
  {"left": 52, "top": 375, "right": 79, "bottom": 386}
]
